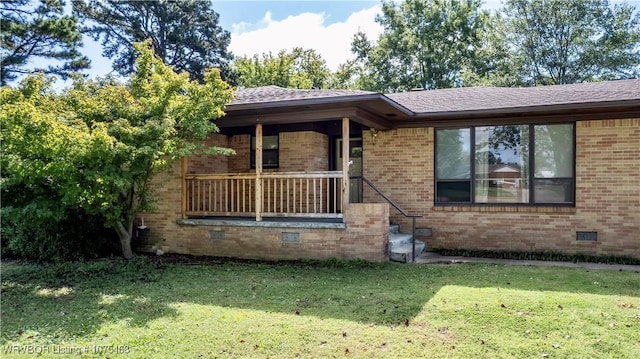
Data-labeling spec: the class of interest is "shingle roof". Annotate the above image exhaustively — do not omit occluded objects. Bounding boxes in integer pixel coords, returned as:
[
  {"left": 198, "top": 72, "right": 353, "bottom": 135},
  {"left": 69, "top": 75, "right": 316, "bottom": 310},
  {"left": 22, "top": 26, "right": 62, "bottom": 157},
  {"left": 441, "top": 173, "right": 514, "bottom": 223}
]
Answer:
[
  {"left": 386, "top": 79, "right": 640, "bottom": 114},
  {"left": 228, "top": 80, "right": 640, "bottom": 121},
  {"left": 231, "top": 85, "right": 376, "bottom": 106}
]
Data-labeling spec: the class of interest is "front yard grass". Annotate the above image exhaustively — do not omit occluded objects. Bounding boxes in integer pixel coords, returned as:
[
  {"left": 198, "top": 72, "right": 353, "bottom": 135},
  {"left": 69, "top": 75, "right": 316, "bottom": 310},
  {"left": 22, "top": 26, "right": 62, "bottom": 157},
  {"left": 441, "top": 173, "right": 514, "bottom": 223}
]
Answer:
[{"left": 1, "top": 257, "right": 639, "bottom": 358}]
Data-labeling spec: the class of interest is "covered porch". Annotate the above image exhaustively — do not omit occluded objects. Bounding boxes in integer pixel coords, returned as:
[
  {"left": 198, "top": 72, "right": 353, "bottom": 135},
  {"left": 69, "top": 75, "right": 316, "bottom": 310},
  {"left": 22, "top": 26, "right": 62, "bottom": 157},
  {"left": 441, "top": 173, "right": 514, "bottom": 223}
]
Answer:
[
  {"left": 181, "top": 118, "right": 354, "bottom": 222},
  {"left": 180, "top": 83, "right": 404, "bottom": 223},
  {"left": 141, "top": 86, "right": 412, "bottom": 262},
  {"left": 168, "top": 117, "right": 392, "bottom": 259}
]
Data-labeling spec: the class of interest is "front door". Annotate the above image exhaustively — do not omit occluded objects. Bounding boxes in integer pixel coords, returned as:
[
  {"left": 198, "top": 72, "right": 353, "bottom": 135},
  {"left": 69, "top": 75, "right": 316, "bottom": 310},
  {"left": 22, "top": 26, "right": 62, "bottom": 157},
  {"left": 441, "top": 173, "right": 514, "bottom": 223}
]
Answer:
[{"left": 335, "top": 138, "right": 363, "bottom": 204}]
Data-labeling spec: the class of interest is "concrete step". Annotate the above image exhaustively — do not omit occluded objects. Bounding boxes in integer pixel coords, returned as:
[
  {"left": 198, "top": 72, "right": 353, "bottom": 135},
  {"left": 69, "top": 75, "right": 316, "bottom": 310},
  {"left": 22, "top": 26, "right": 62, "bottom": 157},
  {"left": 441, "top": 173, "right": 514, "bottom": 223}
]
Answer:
[
  {"left": 388, "top": 223, "right": 428, "bottom": 262},
  {"left": 389, "top": 240, "right": 426, "bottom": 263},
  {"left": 388, "top": 232, "right": 413, "bottom": 251}
]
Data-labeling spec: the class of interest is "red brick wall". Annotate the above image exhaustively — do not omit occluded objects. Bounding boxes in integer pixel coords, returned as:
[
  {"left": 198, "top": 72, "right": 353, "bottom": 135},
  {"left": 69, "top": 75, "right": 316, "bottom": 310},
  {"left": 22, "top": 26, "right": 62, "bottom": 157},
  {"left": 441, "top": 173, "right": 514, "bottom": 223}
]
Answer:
[
  {"left": 226, "top": 131, "right": 329, "bottom": 173},
  {"left": 574, "top": 119, "right": 640, "bottom": 256},
  {"left": 143, "top": 161, "right": 183, "bottom": 238},
  {"left": 362, "top": 128, "right": 432, "bottom": 215},
  {"left": 187, "top": 133, "right": 229, "bottom": 173},
  {"left": 228, "top": 134, "right": 250, "bottom": 173},
  {"left": 279, "top": 131, "right": 329, "bottom": 171},
  {"left": 341, "top": 203, "right": 389, "bottom": 260},
  {"left": 362, "top": 119, "right": 640, "bottom": 258}
]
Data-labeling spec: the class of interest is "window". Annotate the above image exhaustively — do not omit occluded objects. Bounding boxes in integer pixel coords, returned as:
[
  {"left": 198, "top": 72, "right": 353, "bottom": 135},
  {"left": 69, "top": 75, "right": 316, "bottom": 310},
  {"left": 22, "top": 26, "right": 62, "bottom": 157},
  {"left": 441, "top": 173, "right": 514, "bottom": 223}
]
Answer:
[
  {"left": 251, "top": 135, "right": 279, "bottom": 168},
  {"left": 435, "top": 124, "right": 574, "bottom": 205},
  {"left": 436, "top": 129, "right": 471, "bottom": 202}
]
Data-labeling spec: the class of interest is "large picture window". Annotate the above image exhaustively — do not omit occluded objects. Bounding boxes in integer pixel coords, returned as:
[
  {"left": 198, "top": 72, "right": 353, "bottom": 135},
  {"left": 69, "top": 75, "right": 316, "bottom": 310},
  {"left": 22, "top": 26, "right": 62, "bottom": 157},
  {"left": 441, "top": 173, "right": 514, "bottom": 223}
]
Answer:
[
  {"left": 251, "top": 135, "right": 279, "bottom": 168},
  {"left": 436, "top": 124, "right": 574, "bottom": 205}
]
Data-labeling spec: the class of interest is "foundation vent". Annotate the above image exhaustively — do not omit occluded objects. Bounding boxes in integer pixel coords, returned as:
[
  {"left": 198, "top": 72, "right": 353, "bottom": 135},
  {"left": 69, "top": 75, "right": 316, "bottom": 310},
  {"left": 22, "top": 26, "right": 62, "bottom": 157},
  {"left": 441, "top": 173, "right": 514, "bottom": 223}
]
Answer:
[
  {"left": 210, "top": 230, "right": 225, "bottom": 240},
  {"left": 282, "top": 232, "right": 300, "bottom": 243},
  {"left": 576, "top": 231, "right": 597, "bottom": 241}
]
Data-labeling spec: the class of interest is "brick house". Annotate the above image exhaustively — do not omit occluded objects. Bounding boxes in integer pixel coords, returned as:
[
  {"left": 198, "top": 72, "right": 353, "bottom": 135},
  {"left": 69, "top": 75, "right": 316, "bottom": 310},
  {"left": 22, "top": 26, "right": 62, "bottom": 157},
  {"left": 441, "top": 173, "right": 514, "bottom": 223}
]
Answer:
[{"left": 141, "top": 80, "right": 640, "bottom": 261}]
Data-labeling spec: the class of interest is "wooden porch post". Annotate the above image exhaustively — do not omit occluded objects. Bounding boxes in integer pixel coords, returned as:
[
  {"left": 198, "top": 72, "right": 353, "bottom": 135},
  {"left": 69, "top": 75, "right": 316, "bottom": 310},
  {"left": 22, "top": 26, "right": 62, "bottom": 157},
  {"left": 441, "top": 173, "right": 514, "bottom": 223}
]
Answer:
[
  {"left": 181, "top": 157, "right": 187, "bottom": 219},
  {"left": 342, "top": 117, "right": 350, "bottom": 211},
  {"left": 255, "top": 123, "right": 263, "bottom": 221}
]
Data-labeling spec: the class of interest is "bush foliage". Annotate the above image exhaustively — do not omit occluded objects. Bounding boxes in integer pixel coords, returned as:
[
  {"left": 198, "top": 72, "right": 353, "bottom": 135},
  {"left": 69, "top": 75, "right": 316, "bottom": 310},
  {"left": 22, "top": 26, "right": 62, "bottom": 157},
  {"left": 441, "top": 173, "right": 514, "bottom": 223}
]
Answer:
[
  {"left": 431, "top": 248, "right": 640, "bottom": 265},
  {"left": 1, "top": 206, "right": 118, "bottom": 262}
]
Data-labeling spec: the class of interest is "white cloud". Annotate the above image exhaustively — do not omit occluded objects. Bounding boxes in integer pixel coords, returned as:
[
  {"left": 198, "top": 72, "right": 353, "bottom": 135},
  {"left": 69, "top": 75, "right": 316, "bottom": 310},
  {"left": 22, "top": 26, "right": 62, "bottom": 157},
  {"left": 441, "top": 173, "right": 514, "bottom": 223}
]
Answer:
[{"left": 229, "top": 5, "right": 382, "bottom": 70}]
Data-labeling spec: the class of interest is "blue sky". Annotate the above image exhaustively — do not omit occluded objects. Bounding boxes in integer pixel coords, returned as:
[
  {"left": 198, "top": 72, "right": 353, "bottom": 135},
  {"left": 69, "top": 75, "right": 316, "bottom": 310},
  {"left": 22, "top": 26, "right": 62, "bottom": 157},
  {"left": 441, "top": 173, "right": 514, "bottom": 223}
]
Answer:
[{"left": 214, "top": 0, "right": 381, "bottom": 30}]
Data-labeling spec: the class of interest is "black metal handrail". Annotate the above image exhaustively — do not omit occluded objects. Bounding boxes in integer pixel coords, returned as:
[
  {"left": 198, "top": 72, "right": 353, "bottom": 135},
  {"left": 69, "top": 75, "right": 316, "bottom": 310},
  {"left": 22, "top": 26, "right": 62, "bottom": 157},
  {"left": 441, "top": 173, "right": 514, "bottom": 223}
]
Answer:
[{"left": 350, "top": 176, "right": 423, "bottom": 262}]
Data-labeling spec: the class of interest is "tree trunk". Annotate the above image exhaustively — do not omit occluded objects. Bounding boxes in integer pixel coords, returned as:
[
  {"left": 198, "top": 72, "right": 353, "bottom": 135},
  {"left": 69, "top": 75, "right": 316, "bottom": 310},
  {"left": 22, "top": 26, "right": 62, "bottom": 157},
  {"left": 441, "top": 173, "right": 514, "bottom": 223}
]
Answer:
[{"left": 115, "top": 221, "right": 134, "bottom": 259}]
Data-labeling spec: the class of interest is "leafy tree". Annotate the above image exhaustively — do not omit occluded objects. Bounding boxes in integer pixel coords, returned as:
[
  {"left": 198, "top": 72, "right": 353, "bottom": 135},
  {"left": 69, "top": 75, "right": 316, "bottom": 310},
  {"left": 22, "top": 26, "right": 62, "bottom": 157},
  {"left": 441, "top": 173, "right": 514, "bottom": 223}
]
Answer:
[
  {"left": 234, "top": 47, "right": 331, "bottom": 89},
  {"left": 459, "top": 11, "right": 526, "bottom": 87},
  {"left": 0, "top": 73, "right": 117, "bottom": 261},
  {"left": 0, "top": 0, "right": 89, "bottom": 85},
  {"left": 327, "top": 59, "right": 377, "bottom": 90},
  {"left": 476, "top": 0, "right": 640, "bottom": 86},
  {"left": 1, "top": 41, "right": 234, "bottom": 259},
  {"left": 73, "top": 0, "right": 234, "bottom": 82},
  {"left": 326, "top": 60, "right": 358, "bottom": 90},
  {"left": 349, "top": 0, "right": 487, "bottom": 92}
]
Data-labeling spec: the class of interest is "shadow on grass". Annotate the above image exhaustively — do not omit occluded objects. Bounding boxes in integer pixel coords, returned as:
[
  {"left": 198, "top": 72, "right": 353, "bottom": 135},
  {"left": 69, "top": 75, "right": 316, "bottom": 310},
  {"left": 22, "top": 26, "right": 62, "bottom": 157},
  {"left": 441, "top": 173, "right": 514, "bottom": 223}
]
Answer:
[
  {"left": 1, "top": 258, "right": 180, "bottom": 344},
  {"left": 2, "top": 255, "right": 639, "bottom": 344}
]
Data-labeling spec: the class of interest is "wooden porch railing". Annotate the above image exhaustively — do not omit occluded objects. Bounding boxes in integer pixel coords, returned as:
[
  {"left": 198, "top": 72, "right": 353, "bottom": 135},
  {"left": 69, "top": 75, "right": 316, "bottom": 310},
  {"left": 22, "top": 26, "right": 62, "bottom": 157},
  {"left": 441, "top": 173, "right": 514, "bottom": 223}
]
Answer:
[{"left": 184, "top": 171, "right": 344, "bottom": 219}]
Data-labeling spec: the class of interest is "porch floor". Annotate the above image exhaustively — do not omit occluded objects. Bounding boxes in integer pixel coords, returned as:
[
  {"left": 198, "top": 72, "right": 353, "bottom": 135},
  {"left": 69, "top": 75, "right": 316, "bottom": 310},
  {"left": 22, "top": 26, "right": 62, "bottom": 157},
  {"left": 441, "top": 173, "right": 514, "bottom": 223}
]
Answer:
[
  {"left": 178, "top": 216, "right": 346, "bottom": 229},
  {"left": 186, "top": 216, "right": 343, "bottom": 223}
]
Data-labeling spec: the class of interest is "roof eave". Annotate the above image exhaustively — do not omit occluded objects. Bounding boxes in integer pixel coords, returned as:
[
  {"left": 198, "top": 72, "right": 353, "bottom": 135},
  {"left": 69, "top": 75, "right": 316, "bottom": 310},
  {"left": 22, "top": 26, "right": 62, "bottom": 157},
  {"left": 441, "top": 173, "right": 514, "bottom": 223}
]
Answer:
[
  {"left": 411, "top": 99, "right": 640, "bottom": 120},
  {"left": 227, "top": 93, "right": 378, "bottom": 111},
  {"left": 227, "top": 93, "right": 414, "bottom": 117}
]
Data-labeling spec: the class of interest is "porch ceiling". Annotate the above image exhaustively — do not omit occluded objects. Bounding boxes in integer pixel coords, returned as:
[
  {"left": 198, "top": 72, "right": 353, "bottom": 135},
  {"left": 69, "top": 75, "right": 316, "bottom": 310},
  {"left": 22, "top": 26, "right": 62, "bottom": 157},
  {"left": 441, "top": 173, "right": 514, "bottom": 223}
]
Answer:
[{"left": 218, "top": 106, "right": 395, "bottom": 130}]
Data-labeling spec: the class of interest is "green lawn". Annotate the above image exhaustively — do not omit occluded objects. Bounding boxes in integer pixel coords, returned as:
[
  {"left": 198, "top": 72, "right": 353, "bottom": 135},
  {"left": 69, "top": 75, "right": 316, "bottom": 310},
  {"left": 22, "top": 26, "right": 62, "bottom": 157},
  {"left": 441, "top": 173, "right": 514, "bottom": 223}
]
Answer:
[{"left": 1, "top": 257, "right": 639, "bottom": 358}]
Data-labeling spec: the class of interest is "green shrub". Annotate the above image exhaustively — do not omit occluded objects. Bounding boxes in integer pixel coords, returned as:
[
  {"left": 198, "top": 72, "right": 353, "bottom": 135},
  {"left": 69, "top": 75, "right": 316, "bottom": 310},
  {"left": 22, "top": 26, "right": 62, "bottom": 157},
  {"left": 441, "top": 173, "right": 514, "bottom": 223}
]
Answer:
[
  {"left": 1, "top": 204, "right": 119, "bottom": 262},
  {"left": 430, "top": 248, "right": 640, "bottom": 265}
]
